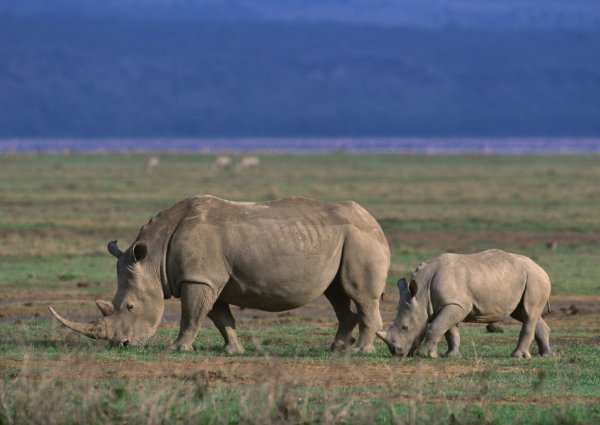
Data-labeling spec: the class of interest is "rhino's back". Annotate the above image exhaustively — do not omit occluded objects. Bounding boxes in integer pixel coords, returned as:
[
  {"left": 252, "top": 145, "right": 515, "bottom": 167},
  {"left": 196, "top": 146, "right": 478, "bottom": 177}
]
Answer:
[
  {"left": 424, "top": 250, "right": 548, "bottom": 322},
  {"left": 188, "top": 195, "right": 380, "bottom": 229}
]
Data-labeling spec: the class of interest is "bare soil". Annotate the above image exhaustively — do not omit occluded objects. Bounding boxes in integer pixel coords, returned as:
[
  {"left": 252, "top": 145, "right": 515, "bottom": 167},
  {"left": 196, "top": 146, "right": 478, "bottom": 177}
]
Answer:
[
  {"left": 386, "top": 230, "right": 600, "bottom": 252},
  {"left": 3, "top": 357, "right": 477, "bottom": 387},
  {"left": 2, "top": 283, "right": 599, "bottom": 393},
  {"left": 3, "top": 288, "right": 600, "bottom": 329}
]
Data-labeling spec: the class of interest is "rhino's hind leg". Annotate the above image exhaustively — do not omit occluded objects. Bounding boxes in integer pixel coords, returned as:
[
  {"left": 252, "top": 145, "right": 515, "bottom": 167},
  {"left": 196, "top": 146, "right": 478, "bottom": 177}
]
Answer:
[
  {"left": 171, "top": 282, "right": 218, "bottom": 351},
  {"left": 443, "top": 325, "right": 461, "bottom": 357},
  {"left": 336, "top": 228, "right": 388, "bottom": 354},
  {"left": 534, "top": 317, "right": 552, "bottom": 357},
  {"left": 324, "top": 282, "right": 358, "bottom": 352},
  {"left": 353, "top": 297, "right": 383, "bottom": 353},
  {"left": 208, "top": 301, "right": 245, "bottom": 354}
]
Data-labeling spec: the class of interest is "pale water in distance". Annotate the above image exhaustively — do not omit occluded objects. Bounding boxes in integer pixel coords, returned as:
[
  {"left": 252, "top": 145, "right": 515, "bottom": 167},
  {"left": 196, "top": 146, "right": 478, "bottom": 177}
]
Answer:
[{"left": 1, "top": 138, "right": 600, "bottom": 154}]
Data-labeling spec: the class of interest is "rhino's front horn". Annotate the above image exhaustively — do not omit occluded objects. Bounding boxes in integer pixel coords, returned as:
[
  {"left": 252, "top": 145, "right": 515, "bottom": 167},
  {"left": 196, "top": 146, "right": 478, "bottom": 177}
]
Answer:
[
  {"left": 376, "top": 330, "right": 390, "bottom": 344},
  {"left": 49, "top": 307, "right": 108, "bottom": 340},
  {"left": 108, "top": 240, "right": 124, "bottom": 258}
]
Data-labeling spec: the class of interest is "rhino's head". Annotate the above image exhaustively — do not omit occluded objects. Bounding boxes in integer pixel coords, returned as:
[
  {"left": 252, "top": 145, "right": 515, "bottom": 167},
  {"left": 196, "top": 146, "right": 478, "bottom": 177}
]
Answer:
[
  {"left": 376, "top": 277, "right": 429, "bottom": 358},
  {"left": 50, "top": 240, "right": 165, "bottom": 347}
]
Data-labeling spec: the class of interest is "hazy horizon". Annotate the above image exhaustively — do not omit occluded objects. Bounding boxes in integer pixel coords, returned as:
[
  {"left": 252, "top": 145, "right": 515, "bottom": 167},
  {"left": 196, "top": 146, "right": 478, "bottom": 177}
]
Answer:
[{"left": 1, "top": 1, "right": 599, "bottom": 140}]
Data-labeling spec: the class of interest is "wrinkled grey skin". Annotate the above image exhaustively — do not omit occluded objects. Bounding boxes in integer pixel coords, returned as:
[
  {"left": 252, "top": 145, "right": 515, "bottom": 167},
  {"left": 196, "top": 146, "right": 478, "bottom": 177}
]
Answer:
[
  {"left": 50, "top": 195, "right": 390, "bottom": 353},
  {"left": 377, "top": 250, "right": 552, "bottom": 359}
]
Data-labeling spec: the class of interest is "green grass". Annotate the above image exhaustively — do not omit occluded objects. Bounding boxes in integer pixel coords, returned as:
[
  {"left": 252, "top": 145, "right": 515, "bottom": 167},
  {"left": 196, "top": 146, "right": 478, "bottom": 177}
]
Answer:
[
  {"left": 1, "top": 318, "right": 599, "bottom": 424},
  {"left": 1, "top": 153, "right": 600, "bottom": 424}
]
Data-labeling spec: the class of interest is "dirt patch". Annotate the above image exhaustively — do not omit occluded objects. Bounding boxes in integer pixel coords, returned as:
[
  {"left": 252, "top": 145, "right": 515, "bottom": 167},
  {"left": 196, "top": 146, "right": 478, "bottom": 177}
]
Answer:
[
  {"left": 2, "top": 357, "right": 480, "bottom": 387},
  {"left": 2, "top": 287, "right": 600, "bottom": 332},
  {"left": 386, "top": 230, "right": 600, "bottom": 252}
]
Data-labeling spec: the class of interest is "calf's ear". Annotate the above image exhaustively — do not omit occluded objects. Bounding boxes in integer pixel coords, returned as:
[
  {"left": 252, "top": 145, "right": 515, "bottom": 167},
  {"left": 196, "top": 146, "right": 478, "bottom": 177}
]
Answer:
[
  {"left": 396, "top": 278, "right": 407, "bottom": 290},
  {"left": 408, "top": 279, "right": 418, "bottom": 298},
  {"left": 130, "top": 241, "right": 148, "bottom": 263},
  {"left": 397, "top": 277, "right": 416, "bottom": 299}
]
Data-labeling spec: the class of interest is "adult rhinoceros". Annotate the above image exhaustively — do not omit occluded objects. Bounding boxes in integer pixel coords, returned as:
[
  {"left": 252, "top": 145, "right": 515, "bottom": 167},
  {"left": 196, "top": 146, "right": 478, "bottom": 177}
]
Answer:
[
  {"left": 50, "top": 195, "right": 390, "bottom": 353},
  {"left": 377, "top": 249, "right": 552, "bottom": 359}
]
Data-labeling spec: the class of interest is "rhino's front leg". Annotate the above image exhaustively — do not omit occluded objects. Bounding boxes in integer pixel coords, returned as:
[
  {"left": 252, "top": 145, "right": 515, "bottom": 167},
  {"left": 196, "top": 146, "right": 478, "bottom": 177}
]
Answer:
[
  {"left": 425, "top": 305, "right": 466, "bottom": 358},
  {"left": 172, "top": 282, "right": 218, "bottom": 351}
]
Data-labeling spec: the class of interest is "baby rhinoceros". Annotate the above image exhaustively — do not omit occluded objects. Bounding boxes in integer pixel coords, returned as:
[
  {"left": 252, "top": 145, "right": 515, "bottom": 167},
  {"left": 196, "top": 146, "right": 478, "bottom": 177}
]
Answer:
[{"left": 377, "top": 249, "right": 552, "bottom": 359}]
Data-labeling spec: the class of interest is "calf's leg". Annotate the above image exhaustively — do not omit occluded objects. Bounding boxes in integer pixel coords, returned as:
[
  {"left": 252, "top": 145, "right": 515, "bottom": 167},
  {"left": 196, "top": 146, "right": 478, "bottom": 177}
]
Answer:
[
  {"left": 425, "top": 304, "right": 466, "bottom": 358},
  {"left": 512, "top": 320, "right": 537, "bottom": 358},
  {"left": 208, "top": 301, "right": 245, "bottom": 354},
  {"left": 443, "top": 324, "right": 461, "bottom": 357},
  {"left": 510, "top": 302, "right": 546, "bottom": 358},
  {"left": 534, "top": 317, "right": 552, "bottom": 357}
]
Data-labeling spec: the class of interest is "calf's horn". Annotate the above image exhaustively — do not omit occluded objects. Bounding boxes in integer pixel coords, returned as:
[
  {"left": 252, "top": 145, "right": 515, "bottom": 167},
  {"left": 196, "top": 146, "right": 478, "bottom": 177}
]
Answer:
[
  {"left": 108, "top": 240, "right": 124, "bottom": 258},
  {"left": 49, "top": 307, "right": 108, "bottom": 340},
  {"left": 376, "top": 330, "right": 390, "bottom": 344}
]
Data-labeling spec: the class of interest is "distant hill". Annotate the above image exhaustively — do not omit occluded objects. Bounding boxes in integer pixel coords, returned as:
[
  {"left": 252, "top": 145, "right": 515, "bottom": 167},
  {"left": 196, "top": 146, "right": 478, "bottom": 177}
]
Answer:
[
  {"left": 2, "top": 0, "right": 600, "bottom": 30},
  {"left": 1, "top": 2, "right": 600, "bottom": 138}
]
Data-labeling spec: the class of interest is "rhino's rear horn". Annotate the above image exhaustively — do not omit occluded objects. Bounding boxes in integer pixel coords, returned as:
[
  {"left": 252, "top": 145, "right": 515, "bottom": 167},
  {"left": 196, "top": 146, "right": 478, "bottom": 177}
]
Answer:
[
  {"left": 96, "top": 299, "right": 115, "bottom": 317},
  {"left": 49, "top": 307, "right": 108, "bottom": 340},
  {"left": 108, "top": 240, "right": 124, "bottom": 258}
]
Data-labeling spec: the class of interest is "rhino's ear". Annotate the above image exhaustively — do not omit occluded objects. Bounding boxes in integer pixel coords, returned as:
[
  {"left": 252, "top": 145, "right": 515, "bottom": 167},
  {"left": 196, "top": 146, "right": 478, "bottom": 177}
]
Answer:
[
  {"left": 130, "top": 241, "right": 148, "bottom": 263},
  {"left": 408, "top": 279, "right": 418, "bottom": 298},
  {"left": 108, "top": 240, "right": 124, "bottom": 258}
]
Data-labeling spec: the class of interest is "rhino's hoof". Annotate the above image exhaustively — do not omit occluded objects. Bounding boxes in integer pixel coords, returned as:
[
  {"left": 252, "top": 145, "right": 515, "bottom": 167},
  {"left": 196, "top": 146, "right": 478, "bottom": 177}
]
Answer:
[
  {"left": 222, "top": 343, "right": 245, "bottom": 355},
  {"left": 427, "top": 351, "right": 438, "bottom": 359},
  {"left": 511, "top": 350, "right": 532, "bottom": 358},
  {"left": 169, "top": 342, "right": 194, "bottom": 351},
  {"left": 330, "top": 341, "right": 345, "bottom": 352},
  {"left": 331, "top": 337, "right": 356, "bottom": 352},
  {"left": 540, "top": 351, "right": 553, "bottom": 357},
  {"left": 352, "top": 344, "right": 376, "bottom": 354},
  {"left": 443, "top": 350, "right": 461, "bottom": 358}
]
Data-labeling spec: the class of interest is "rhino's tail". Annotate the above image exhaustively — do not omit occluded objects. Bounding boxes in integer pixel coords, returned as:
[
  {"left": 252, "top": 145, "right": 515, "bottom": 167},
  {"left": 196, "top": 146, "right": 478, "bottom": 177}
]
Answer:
[{"left": 546, "top": 300, "right": 552, "bottom": 314}]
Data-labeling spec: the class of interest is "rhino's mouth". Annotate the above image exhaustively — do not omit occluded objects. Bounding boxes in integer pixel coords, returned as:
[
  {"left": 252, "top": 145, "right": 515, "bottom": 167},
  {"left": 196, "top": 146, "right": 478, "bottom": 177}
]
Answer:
[
  {"left": 108, "top": 336, "right": 150, "bottom": 348},
  {"left": 392, "top": 346, "right": 415, "bottom": 359}
]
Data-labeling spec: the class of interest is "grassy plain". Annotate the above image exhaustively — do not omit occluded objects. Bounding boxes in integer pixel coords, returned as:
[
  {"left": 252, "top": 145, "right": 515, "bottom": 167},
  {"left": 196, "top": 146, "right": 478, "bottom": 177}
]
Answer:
[{"left": 1, "top": 153, "right": 599, "bottom": 424}]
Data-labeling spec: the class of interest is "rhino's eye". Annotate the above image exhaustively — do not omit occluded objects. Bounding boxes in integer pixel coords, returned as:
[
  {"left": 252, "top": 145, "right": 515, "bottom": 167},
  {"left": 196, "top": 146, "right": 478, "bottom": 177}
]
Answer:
[
  {"left": 126, "top": 303, "right": 134, "bottom": 311},
  {"left": 401, "top": 325, "right": 408, "bottom": 331}
]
